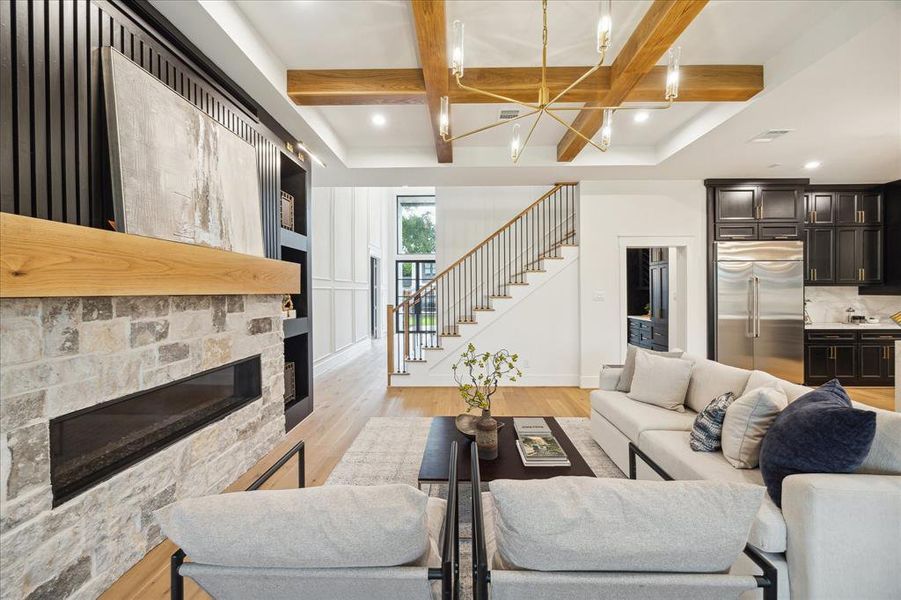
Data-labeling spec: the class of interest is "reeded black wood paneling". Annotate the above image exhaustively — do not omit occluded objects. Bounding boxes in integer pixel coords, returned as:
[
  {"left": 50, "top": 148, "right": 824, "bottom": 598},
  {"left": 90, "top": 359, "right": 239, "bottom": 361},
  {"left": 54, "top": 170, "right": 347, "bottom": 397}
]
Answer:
[{"left": 0, "top": 0, "right": 303, "bottom": 259}]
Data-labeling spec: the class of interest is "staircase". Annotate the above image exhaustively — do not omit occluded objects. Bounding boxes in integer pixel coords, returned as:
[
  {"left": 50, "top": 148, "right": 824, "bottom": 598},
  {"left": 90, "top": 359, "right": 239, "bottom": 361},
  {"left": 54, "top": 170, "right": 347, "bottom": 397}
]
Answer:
[{"left": 387, "top": 183, "right": 579, "bottom": 386}]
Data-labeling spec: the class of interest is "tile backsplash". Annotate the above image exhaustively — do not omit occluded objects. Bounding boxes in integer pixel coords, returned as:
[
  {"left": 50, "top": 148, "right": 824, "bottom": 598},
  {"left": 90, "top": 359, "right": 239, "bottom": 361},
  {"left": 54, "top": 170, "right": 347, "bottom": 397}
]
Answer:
[{"left": 805, "top": 287, "right": 901, "bottom": 324}]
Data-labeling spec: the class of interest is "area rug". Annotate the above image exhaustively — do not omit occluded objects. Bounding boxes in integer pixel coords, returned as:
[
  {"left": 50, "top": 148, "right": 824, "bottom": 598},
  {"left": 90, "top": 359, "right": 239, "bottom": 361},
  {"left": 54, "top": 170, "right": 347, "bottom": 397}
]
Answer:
[{"left": 324, "top": 417, "right": 624, "bottom": 599}]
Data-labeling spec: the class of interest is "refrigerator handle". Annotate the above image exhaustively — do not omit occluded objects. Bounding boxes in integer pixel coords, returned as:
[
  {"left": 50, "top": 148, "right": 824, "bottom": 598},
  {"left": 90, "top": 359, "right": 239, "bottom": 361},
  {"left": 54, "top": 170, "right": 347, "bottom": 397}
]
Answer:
[
  {"left": 753, "top": 276, "right": 761, "bottom": 338},
  {"left": 747, "top": 278, "right": 754, "bottom": 338}
]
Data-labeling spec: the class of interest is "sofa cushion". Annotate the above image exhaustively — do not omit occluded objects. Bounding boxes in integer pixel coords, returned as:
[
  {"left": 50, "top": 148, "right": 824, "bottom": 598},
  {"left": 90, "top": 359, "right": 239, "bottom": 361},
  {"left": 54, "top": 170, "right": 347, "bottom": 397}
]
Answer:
[
  {"left": 682, "top": 355, "right": 752, "bottom": 414},
  {"left": 487, "top": 477, "right": 763, "bottom": 573},
  {"left": 590, "top": 390, "right": 697, "bottom": 443},
  {"left": 857, "top": 408, "right": 901, "bottom": 475},
  {"left": 627, "top": 350, "right": 693, "bottom": 412},
  {"left": 638, "top": 430, "right": 787, "bottom": 553},
  {"left": 722, "top": 384, "right": 787, "bottom": 469},
  {"left": 760, "top": 380, "right": 876, "bottom": 508},
  {"left": 689, "top": 392, "right": 736, "bottom": 452},
  {"left": 743, "top": 370, "right": 811, "bottom": 403},
  {"left": 156, "top": 484, "right": 432, "bottom": 569},
  {"left": 616, "top": 344, "right": 684, "bottom": 392}
]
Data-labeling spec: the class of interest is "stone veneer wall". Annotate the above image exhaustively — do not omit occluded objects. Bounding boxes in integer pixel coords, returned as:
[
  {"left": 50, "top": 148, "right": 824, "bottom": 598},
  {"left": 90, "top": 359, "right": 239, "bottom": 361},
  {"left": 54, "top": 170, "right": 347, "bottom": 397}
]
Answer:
[{"left": 0, "top": 294, "right": 285, "bottom": 599}]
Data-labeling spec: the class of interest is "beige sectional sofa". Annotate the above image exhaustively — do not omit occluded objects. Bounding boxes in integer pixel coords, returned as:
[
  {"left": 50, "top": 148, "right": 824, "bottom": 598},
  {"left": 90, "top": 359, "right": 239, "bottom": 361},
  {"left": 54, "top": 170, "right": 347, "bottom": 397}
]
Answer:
[{"left": 590, "top": 353, "right": 901, "bottom": 600}]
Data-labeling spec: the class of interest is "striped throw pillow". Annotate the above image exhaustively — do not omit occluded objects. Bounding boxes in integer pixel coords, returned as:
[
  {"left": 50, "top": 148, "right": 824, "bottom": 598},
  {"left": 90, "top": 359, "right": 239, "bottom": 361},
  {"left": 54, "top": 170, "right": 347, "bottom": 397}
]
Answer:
[{"left": 690, "top": 392, "right": 736, "bottom": 452}]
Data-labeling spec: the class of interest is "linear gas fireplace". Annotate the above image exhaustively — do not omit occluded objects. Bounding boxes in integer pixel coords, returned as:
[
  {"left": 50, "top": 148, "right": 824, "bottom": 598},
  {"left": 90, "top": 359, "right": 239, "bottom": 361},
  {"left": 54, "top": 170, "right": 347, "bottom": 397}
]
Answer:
[{"left": 49, "top": 355, "right": 262, "bottom": 506}]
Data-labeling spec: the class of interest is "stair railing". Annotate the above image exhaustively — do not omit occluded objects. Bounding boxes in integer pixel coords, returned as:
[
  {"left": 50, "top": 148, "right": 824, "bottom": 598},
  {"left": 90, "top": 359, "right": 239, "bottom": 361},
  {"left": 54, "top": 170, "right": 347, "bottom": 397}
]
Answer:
[{"left": 388, "top": 183, "right": 578, "bottom": 382}]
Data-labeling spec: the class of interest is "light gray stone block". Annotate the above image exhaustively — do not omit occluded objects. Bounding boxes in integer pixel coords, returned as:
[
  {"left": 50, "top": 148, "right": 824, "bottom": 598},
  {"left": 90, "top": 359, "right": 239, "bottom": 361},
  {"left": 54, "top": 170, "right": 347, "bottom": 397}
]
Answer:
[
  {"left": 80, "top": 319, "right": 128, "bottom": 354},
  {"left": 5, "top": 423, "right": 50, "bottom": 500},
  {"left": 130, "top": 320, "right": 169, "bottom": 347},
  {"left": 171, "top": 296, "right": 212, "bottom": 312},
  {"left": 41, "top": 299, "right": 80, "bottom": 358},
  {"left": 114, "top": 297, "right": 169, "bottom": 319},
  {"left": 0, "top": 391, "right": 46, "bottom": 432},
  {"left": 81, "top": 298, "right": 113, "bottom": 322},
  {"left": 0, "top": 317, "right": 42, "bottom": 366},
  {"left": 158, "top": 342, "right": 190, "bottom": 364}
]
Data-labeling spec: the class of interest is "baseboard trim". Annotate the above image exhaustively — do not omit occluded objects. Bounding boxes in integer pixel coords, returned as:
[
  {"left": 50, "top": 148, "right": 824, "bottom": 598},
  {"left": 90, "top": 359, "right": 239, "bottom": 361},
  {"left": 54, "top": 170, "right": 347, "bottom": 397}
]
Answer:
[
  {"left": 314, "top": 338, "right": 373, "bottom": 377},
  {"left": 580, "top": 375, "right": 600, "bottom": 389}
]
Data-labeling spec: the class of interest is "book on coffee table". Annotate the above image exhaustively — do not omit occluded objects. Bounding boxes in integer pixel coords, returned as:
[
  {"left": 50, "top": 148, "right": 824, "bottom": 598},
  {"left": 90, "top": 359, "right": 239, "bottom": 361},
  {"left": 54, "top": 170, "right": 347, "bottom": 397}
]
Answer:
[
  {"left": 515, "top": 430, "right": 571, "bottom": 467},
  {"left": 515, "top": 438, "right": 571, "bottom": 467},
  {"left": 513, "top": 417, "right": 552, "bottom": 437}
]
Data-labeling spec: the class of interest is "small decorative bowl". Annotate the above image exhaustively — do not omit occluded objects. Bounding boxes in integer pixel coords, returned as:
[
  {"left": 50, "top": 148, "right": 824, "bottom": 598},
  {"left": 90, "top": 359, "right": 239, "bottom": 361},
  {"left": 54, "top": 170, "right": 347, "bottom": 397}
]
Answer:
[{"left": 455, "top": 413, "right": 504, "bottom": 439}]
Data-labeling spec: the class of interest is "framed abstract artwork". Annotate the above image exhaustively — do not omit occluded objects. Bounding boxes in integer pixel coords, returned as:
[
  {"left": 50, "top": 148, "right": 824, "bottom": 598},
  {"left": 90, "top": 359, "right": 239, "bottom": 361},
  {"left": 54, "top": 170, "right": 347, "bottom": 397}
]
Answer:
[{"left": 102, "top": 48, "right": 264, "bottom": 256}]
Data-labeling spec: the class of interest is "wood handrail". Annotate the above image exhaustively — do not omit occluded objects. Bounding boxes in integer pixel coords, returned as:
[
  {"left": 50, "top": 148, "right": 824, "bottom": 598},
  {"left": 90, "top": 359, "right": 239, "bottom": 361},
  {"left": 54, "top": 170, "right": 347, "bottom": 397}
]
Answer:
[{"left": 396, "top": 183, "right": 575, "bottom": 310}]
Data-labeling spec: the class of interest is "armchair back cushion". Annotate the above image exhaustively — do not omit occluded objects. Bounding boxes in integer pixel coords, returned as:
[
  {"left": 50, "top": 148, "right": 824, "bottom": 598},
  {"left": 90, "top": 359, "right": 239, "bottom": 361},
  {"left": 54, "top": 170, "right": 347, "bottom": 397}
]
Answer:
[
  {"left": 487, "top": 477, "right": 763, "bottom": 573},
  {"left": 157, "top": 484, "right": 431, "bottom": 569}
]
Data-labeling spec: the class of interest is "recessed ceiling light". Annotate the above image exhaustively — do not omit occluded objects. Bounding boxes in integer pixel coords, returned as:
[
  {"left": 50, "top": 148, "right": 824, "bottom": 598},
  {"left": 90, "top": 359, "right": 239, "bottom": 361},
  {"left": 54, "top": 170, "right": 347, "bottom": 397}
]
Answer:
[
  {"left": 371, "top": 114, "right": 387, "bottom": 127},
  {"left": 633, "top": 111, "right": 650, "bottom": 123},
  {"left": 804, "top": 161, "right": 821, "bottom": 170}
]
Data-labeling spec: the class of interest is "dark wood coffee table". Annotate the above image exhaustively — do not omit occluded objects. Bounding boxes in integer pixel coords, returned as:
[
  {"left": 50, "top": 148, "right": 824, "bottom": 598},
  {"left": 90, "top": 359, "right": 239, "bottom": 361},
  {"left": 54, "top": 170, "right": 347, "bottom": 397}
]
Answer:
[{"left": 418, "top": 416, "right": 595, "bottom": 486}]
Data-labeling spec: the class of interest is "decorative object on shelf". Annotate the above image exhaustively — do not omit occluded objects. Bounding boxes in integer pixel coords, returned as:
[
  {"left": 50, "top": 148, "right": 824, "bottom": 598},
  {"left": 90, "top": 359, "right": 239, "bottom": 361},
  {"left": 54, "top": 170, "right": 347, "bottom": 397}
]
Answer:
[
  {"left": 284, "top": 361, "right": 296, "bottom": 404},
  {"left": 438, "top": 0, "right": 683, "bottom": 162},
  {"left": 280, "top": 190, "right": 295, "bottom": 231},
  {"left": 101, "top": 48, "right": 264, "bottom": 256},
  {"left": 891, "top": 311, "right": 901, "bottom": 326},
  {"left": 282, "top": 294, "right": 296, "bottom": 320},
  {"left": 452, "top": 343, "right": 522, "bottom": 459}
]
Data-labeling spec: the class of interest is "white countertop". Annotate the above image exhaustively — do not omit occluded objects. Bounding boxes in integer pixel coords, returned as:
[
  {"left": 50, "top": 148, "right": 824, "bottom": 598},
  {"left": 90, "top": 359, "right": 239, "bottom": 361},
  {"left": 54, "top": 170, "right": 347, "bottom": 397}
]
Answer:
[{"left": 805, "top": 322, "right": 901, "bottom": 330}]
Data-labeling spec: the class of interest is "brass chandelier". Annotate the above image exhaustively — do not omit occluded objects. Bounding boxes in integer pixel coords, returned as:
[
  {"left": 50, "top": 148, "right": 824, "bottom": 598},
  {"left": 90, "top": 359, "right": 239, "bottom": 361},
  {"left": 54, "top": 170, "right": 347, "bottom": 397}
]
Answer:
[{"left": 438, "top": 0, "right": 682, "bottom": 162}]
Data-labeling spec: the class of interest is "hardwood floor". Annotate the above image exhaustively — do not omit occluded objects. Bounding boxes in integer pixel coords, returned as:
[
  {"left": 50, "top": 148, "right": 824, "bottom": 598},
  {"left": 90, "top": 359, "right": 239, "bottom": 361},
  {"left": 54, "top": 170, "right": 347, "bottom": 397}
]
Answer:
[{"left": 101, "top": 338, "right": 894, "bottom": 599}]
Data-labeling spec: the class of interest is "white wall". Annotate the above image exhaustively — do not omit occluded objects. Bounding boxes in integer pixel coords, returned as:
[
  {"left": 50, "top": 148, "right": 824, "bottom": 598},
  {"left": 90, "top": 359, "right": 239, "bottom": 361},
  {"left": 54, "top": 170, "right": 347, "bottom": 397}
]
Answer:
[
  {"left": 311, "top": 186, "right": 392, "bottom": 373},
  {"left": 578, "top": 180, "right": 708, "bottom": 387},
  {"left": 434, "top": 186, "right": 549, "bottom": 270}
]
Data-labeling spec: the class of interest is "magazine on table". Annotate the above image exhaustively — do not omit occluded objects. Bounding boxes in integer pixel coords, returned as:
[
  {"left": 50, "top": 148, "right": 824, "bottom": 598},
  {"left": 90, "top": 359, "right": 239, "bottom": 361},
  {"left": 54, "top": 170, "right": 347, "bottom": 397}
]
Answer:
[{"left": 513, "top": 418, "right": 571, "bottom": 467}]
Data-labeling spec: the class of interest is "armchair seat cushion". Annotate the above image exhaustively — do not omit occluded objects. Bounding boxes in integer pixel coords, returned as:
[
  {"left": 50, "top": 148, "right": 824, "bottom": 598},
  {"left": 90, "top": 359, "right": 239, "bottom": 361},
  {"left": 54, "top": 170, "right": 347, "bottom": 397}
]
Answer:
[
  {"left": 638, "top": 430, "right": 787, "bottom": 553},
  {"left": 590, "top": 390, "right": 696, "bottom": 443},
  {"left": 157, "top": 484, "right": 436, "bottom": 569}
]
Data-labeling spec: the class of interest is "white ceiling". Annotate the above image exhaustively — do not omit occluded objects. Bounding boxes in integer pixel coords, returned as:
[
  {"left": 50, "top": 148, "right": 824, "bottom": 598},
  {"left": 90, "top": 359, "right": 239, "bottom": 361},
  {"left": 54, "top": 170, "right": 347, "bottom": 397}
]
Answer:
[{"left": 155, "top": 0, "right": 901, "bottom": 185}]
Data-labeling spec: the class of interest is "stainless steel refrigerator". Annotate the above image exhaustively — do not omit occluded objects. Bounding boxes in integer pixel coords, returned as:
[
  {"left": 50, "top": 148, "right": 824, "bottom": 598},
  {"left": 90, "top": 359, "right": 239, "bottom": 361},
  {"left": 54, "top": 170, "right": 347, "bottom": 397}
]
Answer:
[{"left": 715, "top": 240, "right": 804, "bottom": 383}]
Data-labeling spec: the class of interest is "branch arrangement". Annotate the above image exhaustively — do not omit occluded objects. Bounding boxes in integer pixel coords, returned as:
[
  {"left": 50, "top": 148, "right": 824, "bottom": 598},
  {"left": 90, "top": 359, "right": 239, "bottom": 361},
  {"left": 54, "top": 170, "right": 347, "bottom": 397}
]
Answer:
[{"left": 452, "top": 344, "right": 523, "bottom": 412}]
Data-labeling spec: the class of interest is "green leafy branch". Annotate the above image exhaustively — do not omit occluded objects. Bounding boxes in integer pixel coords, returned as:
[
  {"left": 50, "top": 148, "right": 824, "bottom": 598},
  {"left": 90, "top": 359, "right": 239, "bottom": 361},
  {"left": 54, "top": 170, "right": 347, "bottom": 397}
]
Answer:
[{"left": 451, "top": 344, "right": 523, "bottom": 412}]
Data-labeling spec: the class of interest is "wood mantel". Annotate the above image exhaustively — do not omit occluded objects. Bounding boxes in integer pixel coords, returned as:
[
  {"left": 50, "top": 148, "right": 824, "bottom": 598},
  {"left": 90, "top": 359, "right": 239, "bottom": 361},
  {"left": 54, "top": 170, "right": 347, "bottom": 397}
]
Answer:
[{"left": 0, "top": 213, "right": 300, "bottom": 298}]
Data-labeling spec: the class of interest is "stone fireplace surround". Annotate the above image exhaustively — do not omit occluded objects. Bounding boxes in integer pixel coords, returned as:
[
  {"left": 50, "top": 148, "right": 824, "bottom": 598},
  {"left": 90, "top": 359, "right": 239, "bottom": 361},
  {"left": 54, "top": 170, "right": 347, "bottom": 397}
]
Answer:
[{"left": 0, "top": 294, "right": 286, "bottom": 599}]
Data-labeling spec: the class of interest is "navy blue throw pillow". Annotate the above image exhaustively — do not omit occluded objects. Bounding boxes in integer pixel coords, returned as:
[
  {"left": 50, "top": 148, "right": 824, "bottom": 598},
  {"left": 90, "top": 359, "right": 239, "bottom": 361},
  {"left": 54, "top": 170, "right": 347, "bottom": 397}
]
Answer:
[{"left": 759, "top": 380, "right": 876, "bottom": 508}]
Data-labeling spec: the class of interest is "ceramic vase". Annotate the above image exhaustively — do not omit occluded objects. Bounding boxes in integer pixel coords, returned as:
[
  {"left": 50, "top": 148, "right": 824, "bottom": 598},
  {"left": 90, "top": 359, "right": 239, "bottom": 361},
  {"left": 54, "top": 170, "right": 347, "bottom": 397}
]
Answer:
[{"left": 475, "top": 409, "right": 498, "bottom": 460}]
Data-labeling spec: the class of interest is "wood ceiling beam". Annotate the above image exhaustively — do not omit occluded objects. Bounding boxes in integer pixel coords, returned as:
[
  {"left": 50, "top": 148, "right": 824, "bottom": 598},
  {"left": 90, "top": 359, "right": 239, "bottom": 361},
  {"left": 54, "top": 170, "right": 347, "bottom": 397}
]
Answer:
[
  {"left": 411, "top": 0, "right": 452, "bottom": 163},
  {"left": 556, "top": 0, "right": 709, "bottom": 162},
  {"left": 286, "top": 65, "right": 762, "bottom": 105}
]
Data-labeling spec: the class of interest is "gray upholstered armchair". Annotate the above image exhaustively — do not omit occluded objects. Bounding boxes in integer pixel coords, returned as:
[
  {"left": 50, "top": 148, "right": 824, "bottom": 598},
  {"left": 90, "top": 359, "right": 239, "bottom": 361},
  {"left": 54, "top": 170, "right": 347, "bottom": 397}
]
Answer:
[
  {"left": 469, "top": 445, "right": 776, "bottom": 600},
  {"left": 161, "top": 442, "right": 459, "bottom": 600}
]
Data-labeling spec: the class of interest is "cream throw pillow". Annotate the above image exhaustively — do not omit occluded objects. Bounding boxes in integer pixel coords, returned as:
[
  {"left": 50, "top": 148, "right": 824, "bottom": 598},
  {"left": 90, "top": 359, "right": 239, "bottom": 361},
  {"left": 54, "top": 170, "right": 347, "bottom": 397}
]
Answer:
[
  {"left": 721, "top": 384, "right": 787, "bottom": 469},
  {"left": 626, "top": 350, "right": 693, "bottom": 412}
]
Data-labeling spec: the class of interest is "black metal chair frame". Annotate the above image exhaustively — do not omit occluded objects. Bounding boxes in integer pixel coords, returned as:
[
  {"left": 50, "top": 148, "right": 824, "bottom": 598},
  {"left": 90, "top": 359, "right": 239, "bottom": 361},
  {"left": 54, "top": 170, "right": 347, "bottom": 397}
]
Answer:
[
  {"left": 628, "top": 442, "right": 778, "bottom": 600},
  {"left": 169, "top": 440, "right": 460, "bottom": 600}
]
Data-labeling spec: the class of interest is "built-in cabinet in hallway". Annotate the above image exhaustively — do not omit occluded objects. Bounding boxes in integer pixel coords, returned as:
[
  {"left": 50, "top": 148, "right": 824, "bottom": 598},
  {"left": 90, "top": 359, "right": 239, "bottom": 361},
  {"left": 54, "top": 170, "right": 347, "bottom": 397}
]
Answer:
[{"left": 626, "top": 247, "right": 668, "bottom": 351}]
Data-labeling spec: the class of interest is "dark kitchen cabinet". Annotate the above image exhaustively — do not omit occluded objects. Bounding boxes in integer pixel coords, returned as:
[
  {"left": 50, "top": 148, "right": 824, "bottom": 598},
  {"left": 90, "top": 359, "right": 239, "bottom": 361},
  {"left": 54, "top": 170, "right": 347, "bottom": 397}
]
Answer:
[
  {"left": 805, "top": 330, "right": 898, "bottom": 386},
  {"left": 805, "top": 227, "right": 834, "bottom": 284},
  {"left": 759, "top": 188, "right": 802, "bottom": 221},
  {"left": 836, "top": 192, "right": 883, "bottom": 226},
  {"left": 627, "top": 317, "right": 668, "bottom": 352},
  {"left": 716, "top": 187, "right": 758, "bottom": 221},
  {"left": 650, "top": 261, "right": 668, "bottom": 323},
  {"left": 805, "top": 192, "right": 835, "bottom": 224},
  {"left": 805, "top": 344, "right": 856, "bottom": 385},
  {"left": 709, "top": 181, "right": 804, "bottom": 241},
  {"left": 835, "top": 227, "right": 883, "bottom": 285}
]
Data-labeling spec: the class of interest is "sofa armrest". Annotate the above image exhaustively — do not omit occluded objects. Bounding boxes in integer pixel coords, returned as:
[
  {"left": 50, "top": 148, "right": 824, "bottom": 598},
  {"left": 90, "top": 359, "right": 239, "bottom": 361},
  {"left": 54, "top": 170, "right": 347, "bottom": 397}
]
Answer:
[
  {"left": 781, "top": 473, "right": 901, "bottom": 600},
  {"left": 598, "top": 365, "right": 624, "bottom": 391}
]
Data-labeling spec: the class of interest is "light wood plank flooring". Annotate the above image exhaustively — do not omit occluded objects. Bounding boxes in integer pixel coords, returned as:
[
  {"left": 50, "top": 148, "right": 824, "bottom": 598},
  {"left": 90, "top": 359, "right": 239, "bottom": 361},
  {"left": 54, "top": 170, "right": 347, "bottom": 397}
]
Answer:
[{"left": 102, "top": 339, "right": 893, "bottom": 599}]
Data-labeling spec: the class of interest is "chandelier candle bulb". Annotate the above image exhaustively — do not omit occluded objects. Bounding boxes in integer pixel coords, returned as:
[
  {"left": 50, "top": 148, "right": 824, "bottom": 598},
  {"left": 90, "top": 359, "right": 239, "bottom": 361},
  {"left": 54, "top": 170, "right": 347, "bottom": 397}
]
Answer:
[
  {"left": 452, "top": 20, "right": 465, "bottom": 77},
  {"left": 511, "top": 123, "right": 522, "bottom": 161},
  {"left": 600, "top": 109, "right": 613, "bottom": 148},
  {"left": 597, "top": 0, "right": 612, "bottom": 52},
  {"left": 439, "top": 96, "right": 450, "bottom": 137},
  {"left": 666, "top": 47, "right": 681, "bottom": 100}
]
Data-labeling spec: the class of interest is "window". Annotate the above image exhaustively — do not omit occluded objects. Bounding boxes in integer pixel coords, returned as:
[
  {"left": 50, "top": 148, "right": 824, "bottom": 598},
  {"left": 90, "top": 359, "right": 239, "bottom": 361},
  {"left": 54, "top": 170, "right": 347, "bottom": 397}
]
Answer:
[
  {"left": 397, "top": 196, "right": 436, "bottom": 255},
  {"left": 395, "top": 260, "right": 436, "bottom": 333}
]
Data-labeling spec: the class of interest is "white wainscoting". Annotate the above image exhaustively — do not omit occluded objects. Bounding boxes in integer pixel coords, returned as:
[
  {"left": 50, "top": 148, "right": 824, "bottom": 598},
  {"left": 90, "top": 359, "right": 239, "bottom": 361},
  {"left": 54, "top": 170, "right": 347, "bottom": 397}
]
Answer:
[{"left": 312, "top": 187, "right": 391, "bottom": 373}]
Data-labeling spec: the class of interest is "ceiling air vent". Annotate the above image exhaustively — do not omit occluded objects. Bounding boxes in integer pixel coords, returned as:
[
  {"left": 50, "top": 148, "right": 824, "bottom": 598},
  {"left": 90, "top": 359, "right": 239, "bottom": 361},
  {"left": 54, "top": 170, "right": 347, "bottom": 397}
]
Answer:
[
  {"left": 498, "top": 109, "right": 520, "bottom": 120},
  {"left": 749, "top": 129, "right": 793, "bottom": 143}
]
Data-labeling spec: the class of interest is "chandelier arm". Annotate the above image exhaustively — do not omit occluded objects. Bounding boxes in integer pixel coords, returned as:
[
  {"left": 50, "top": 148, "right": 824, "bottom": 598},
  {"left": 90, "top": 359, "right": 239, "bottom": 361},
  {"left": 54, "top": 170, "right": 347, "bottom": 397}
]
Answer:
[
  {"left": 454, "top": 76, "right": 541, "bottom": 109},
  {"left": 546, "top": 51, "right": 607, "bottom": 106},
  {"left": 441, "top": 109, "right": 541, "bottom": 143},
  {"left": 547, "top": 99, "right": 675, "bottom": 111},
  {"left": 545, "top": 110, "right": 609, "bottom": 152},
  {"left": 541, "top": 0, "right": 548, "bottom": 93},
  {"left": 513, "top": 110, "right": 544, "bottom": 164}
]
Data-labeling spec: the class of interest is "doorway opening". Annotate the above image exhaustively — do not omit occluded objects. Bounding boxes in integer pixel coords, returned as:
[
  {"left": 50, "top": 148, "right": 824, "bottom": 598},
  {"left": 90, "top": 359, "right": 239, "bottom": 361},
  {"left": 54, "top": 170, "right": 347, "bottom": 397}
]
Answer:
[{"left": 625, "top": 248, "right": 670, "bottom": 351}]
